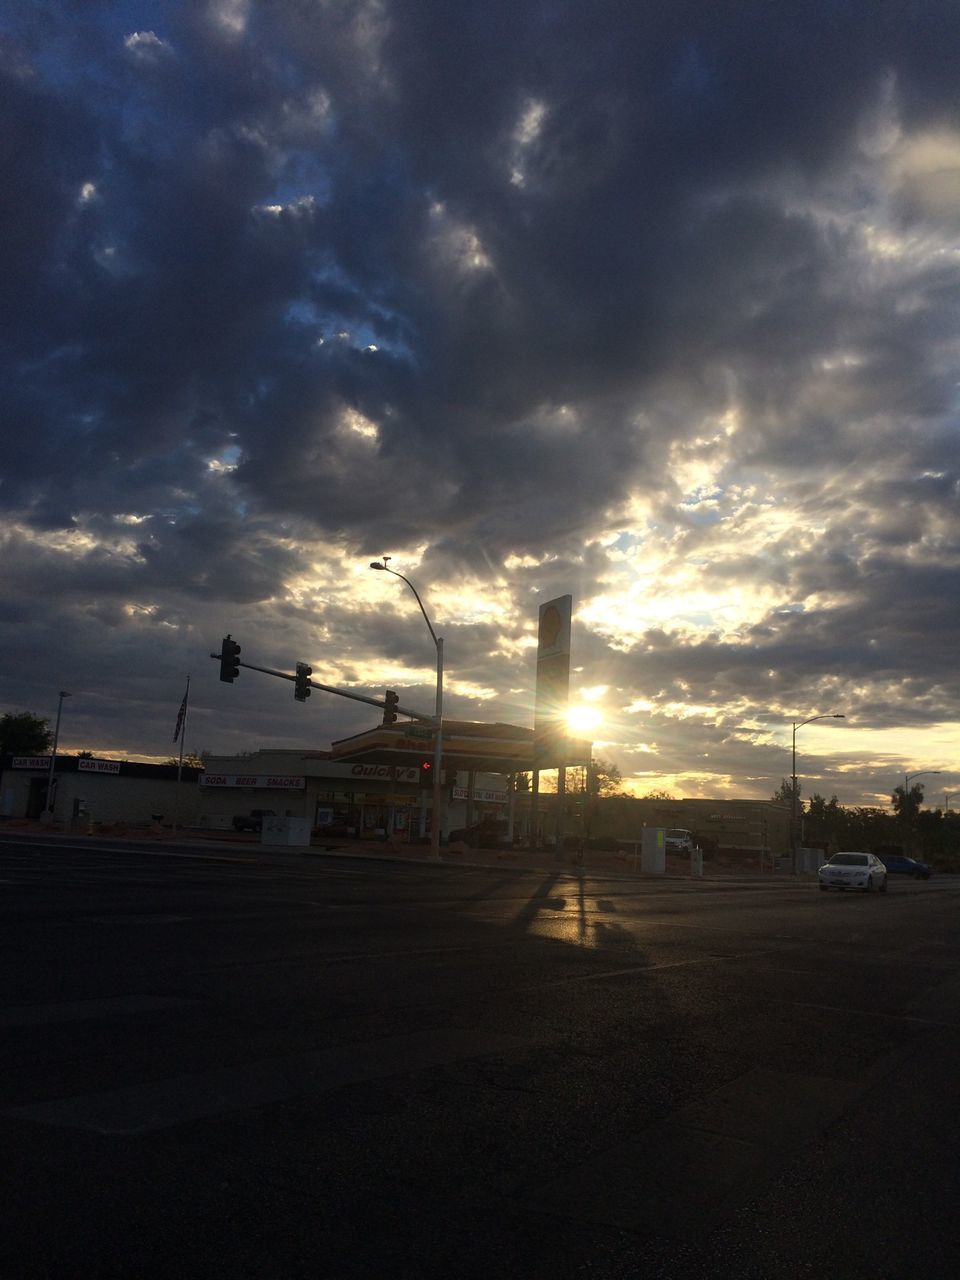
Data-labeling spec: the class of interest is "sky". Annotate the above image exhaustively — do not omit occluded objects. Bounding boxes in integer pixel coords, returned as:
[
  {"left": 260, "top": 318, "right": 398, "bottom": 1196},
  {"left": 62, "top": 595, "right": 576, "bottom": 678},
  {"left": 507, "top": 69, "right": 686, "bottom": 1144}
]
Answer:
[{"left": 2, "top": 0, "right": 959, "bottom": 808}]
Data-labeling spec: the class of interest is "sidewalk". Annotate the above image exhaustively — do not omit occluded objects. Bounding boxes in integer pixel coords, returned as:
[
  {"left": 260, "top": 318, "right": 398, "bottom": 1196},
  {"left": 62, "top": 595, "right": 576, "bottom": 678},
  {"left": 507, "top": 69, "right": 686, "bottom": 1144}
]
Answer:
[
  {"left": 0, "top": 817, "right": 798, "bottom": 882},
  {"left": 308, "top": 836, "right": 795, "bottom": 881}
]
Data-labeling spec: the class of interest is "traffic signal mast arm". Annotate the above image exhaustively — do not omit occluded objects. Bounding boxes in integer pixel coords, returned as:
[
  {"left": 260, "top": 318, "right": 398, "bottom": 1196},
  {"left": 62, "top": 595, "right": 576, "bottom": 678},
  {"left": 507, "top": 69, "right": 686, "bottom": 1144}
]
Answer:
[{"left": 209, "top": 649, "right": 432, "bottom": 721}]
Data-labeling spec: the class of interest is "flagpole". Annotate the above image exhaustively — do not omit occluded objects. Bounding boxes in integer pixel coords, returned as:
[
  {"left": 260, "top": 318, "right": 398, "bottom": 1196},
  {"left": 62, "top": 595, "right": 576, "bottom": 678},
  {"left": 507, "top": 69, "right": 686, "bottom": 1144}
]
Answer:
[{"left": 172, "top": 676, "right": 190, "bottom": 836}]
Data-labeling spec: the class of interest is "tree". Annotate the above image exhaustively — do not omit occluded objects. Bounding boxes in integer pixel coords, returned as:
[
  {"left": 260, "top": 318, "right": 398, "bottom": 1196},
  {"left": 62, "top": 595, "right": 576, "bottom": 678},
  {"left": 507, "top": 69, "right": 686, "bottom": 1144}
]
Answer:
[
  {"left": 841, "top": 805, "right": 897, "bottom": 851},
  {"left": 641, "top": 789, "right": 675, "bottom": 800},
  {"left": 805, "top": 792, "right": 841, "bottom": 834},
  {"left": 591, "top": 757, "right": 623, "bottom": 796},
  {"left": 539, "top": 760, "right": 623, "bottom": 797},
  {"left": 892, "top": 783, "right": 924, "bottom": 823},
  {"left": 0, "top": 711, "right": 52, "bottom": 756},
  {"left": 163, "top": 753, "right": 205, "bottom": 768},
  {"left": 772, "top": 777, "right": 801, "bottom": 809}
]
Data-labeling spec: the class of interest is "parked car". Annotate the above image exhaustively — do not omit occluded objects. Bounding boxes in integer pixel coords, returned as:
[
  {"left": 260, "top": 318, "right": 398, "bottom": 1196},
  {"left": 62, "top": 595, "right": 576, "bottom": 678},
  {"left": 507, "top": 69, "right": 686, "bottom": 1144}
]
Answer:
[
  {"left": 877, "top": 853, "right": 932, "bottom": 879},
  {"left": 232, "top": 809, "right": 276, "bottom": 833},
  {"left": 818, "top": 852, "right": 887, "bottom": 893},
  {"left": 665, "top": 829, "right": 696, "bottom": 854}
]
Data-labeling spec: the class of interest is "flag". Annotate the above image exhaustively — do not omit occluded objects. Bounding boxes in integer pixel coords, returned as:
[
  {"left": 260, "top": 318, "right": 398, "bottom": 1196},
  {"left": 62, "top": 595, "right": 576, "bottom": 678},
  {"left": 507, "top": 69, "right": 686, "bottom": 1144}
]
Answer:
[{"left": 173, "top": 685, "right": 188, "bottom": 743}]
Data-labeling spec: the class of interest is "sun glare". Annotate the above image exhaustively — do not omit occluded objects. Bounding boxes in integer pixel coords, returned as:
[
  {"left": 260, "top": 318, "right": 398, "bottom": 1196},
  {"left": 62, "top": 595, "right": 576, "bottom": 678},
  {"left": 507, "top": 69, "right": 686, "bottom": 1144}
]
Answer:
[{"left": 567, "top": 705, "right": 602, "bottom": 733}]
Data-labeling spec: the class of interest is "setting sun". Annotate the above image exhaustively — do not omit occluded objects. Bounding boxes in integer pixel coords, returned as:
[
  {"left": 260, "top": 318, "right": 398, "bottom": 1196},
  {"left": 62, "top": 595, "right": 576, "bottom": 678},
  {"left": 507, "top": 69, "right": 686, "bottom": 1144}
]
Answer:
[{"left": 567, "top": 705, "right": 602, "bottom": 734}]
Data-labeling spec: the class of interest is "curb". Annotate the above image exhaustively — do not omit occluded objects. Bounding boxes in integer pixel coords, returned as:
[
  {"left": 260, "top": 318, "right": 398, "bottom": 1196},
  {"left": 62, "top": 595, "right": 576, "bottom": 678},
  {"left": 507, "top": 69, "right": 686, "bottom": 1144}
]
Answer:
[{"left": 0, "top": 826, "right": 808, "bottom": 886}]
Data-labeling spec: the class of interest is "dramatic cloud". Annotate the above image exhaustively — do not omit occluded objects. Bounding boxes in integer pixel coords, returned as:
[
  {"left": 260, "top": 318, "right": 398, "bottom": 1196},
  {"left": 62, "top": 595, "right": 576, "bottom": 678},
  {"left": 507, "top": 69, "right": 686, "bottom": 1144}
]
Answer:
[{"left": 2, "top": 1, "right": 959, "bottom": 805}]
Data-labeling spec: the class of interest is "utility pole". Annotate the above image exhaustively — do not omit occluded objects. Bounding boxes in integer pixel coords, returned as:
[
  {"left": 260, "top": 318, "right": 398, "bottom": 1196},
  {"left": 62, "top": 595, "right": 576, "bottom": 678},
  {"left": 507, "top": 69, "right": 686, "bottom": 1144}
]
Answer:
[{"left": 44, "top": 691, "right": 71, "bottom": 821}]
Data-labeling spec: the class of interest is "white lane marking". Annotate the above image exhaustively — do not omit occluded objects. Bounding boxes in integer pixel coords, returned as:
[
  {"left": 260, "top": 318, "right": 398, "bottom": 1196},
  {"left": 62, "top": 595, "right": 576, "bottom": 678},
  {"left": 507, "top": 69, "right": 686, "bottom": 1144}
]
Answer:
[
  {"left": 781, "top": 1000, "right": 946, "bottom": 1026},
  {"left": 531, "top": 949, "right": 782, "bottom": 988},
  {"left": 311, "top": 941, "right": 523, "bottom": 964},
  {"left": 4, "top": 1028, "right": 530, "bottom": 1134}
]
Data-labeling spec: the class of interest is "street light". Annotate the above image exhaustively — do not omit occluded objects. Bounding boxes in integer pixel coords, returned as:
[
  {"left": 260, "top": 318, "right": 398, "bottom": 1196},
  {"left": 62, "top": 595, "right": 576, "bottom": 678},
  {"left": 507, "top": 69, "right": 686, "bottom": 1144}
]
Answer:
[
  {"left": 904, "top": 769, "right": 940, "bottom": 794},
  {"left": 44, "top": 690, "right": 71, "bottom": 821},
  {"left": 906, "top": 768, "right": 942, "bottom": 819},
  {"left": 370, "top": 559, "right": 444, "bottom": 860},
  {"left": 944, "top": 793, "right": 959, "bottom": 812},
  {"left": 791, "top": 713, "right": 845, "bottom": 873}
]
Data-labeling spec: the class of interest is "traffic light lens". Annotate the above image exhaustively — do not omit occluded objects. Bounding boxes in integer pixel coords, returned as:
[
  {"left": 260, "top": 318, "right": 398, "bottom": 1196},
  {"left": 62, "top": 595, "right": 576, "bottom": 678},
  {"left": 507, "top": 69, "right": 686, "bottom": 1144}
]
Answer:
[
  {"left": 295, "top": 662, "right": 312, "bottom": 702},
  {"left": 219, "top": 635, "right": 241, "bottom": 683},
  {"left": 382, "top": 689, "right": 400, "bottom": 726}
]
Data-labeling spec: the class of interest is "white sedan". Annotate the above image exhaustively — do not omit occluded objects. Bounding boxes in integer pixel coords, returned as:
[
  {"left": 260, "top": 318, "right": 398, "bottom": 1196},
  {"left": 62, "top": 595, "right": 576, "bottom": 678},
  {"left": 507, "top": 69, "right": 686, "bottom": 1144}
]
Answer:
[{"left": 818, "top": 852, "right": 888, "bottom": 893}]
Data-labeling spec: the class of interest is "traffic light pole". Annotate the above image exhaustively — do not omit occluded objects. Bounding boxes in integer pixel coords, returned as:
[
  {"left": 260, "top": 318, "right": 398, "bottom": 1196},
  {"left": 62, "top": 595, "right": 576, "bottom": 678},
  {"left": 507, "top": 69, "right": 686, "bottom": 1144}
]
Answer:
[{"left": 209, "top": 650, "right": 431, "bottom": 721}]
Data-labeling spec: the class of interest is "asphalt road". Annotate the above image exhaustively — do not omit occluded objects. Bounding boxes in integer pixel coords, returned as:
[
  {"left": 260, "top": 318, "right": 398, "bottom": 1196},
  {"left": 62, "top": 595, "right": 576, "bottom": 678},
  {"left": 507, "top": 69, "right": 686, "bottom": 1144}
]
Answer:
[{"left": 2, "top": 836, "right": 959, "bottom": 1279}]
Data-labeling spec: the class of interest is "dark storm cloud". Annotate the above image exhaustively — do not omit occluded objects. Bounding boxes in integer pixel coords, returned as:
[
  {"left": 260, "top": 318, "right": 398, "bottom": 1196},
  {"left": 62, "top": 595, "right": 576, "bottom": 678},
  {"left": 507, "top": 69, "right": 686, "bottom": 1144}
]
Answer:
[
  {"left": 3, "top": 0, "right": 954, "bottom": 534},
  {"left": 2, "top": 1, "right": 959, "bottom": 795}
]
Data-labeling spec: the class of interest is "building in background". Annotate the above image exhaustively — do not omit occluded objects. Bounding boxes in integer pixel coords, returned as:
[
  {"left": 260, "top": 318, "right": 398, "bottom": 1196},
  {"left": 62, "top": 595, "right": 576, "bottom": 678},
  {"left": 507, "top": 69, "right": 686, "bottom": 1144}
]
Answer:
[
  {"left": 588, "top": 795, "right": 792, "bottom": 862},
  {"left": 198, "top": 748, "right": 509, "bottom": 842},
  {"left": 3, "top": 741, "right": 789, "bottom": 858},
  {"left": 512, "top": 792, "right": 793, "bottom": 862},
  {"left": 0, "top": 754, "right": 204, "bottom": 827}
]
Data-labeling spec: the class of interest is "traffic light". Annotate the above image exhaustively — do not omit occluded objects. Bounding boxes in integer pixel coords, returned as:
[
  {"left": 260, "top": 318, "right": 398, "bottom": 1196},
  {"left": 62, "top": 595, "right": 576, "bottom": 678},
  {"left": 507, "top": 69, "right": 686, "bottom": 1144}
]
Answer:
[
  {"left": 382, "top": 690, "right": 399, "bottom": 726},
  {"left": 443, "top": 768, "right": 458, "bottom": 788},
  {"left": 418, "top": 760, "right": 433, "bottom": 787},
  {"left": 294, "top": 662, "right": 312, "bottom": 702},
  {"left": 219, "top": 635, "right": 241, "bottom": 683}
]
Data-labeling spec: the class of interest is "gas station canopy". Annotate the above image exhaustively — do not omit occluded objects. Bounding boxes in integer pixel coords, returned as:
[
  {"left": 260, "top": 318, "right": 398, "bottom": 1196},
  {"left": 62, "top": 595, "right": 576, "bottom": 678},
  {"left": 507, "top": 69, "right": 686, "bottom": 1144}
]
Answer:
[{"left": 330, "top": 720, "right": 593, "bottom": 775}]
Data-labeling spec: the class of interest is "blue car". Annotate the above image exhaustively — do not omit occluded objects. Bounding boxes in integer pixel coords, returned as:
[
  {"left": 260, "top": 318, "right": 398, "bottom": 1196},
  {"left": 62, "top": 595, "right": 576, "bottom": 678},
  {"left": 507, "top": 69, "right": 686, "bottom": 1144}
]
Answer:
[{"left": 877, "top": 854, "right": 932, "bottom": 880}]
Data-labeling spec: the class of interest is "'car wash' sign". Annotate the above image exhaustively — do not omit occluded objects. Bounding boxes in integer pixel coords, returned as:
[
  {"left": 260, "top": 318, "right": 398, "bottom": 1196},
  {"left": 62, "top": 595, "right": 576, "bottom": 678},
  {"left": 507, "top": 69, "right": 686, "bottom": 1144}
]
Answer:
[{"left": 78, "top": 759, "right": 121, "bottom": 775}]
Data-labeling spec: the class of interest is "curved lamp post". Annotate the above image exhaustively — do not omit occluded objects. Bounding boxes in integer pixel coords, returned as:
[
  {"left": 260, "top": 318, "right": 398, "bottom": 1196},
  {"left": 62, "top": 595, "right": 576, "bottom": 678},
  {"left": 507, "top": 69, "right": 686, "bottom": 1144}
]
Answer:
[
  {"left": 791, "top": 713, "right": 844, "bottom": 873},
  {"left": 904, "top": 769, "right": 940, "bottom": 795},
  {"left": 370, "top": 559, "right": 443, "bottom": 859},
  {"left": 902, "top": 770, "right": 940, "bottom": 818}
]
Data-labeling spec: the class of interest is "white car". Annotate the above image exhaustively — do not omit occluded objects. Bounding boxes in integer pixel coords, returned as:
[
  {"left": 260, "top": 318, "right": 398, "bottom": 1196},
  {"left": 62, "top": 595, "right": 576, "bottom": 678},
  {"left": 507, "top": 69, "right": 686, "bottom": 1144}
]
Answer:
[
  {"left": 665, "top": 829, "right": 696, "bottom": 854},
  {"left": 818, "top": 852, "right": 888, "bottom": 893}
]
